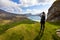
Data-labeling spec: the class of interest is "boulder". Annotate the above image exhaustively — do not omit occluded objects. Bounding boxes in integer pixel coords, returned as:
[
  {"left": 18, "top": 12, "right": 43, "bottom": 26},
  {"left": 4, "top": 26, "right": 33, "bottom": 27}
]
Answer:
[{"left": 56, "top": 29, "right": 60, "bottom": 37}]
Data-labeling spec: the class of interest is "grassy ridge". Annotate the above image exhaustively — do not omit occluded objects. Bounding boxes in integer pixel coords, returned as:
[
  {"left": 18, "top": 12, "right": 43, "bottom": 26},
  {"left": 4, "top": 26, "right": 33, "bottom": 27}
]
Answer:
[{"left": 0, "top": 19, "right": 60, "bottom": 40}]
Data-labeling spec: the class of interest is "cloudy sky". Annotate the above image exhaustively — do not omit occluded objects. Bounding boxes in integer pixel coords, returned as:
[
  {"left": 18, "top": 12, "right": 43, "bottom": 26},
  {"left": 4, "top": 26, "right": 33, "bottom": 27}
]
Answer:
[{"left": 0, "top": 0, "right": 56, "bottom": 14}]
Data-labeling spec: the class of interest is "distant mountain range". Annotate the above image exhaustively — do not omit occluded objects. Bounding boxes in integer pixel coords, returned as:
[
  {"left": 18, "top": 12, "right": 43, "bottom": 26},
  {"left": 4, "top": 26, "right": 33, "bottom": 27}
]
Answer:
[
  {"left": 0, "top": 9, "right": 41, "bottom": 22},
  {"left": 0, "top": 9, "right": 40, "bottom": 17},
  {"left": 0, "top": 9, "right": 28, "bottom": 21}
]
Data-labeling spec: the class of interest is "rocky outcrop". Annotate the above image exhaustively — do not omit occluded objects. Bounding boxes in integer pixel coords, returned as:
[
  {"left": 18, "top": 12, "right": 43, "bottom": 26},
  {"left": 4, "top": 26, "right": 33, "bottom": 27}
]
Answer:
[{"left": 47, "top": 0, "right": 60, "bottom": 22}]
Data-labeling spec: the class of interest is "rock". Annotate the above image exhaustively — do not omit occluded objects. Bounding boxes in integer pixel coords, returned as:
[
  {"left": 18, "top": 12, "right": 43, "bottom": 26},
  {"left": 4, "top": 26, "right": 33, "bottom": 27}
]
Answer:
[
  {"left": 47, "top": 0, "right": 60, "bottom": 22},
  {"left": 56, "top": 29, "right": 60, "bottom": 37},
  {"left": 56, "top": 0, "right": 60, "bottom": 1}
]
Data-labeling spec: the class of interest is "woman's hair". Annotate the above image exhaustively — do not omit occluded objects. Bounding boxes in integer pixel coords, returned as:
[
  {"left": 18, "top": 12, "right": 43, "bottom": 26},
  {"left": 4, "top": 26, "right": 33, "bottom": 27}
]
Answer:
[{"left": 42, "top": 12, "right": 45, "bottom": 15}]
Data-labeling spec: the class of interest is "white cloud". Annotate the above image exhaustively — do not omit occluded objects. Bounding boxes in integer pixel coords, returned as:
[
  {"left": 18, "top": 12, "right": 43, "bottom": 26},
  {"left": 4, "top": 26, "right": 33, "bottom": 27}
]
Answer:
[
  {"left": 0, "top": 0, "right": 56, "bottom": 14},
  {"left": 0, "top": 0, "right": 22, "bottom": 14},
  {"left": 20, "top": 0, "right": 56, "bottom": 7},
  {"left": 20, "top": 0, "right": 56, "bottom": 15},
  {"left": 20, "top": 0, "right": 38, "bottom": 7}
]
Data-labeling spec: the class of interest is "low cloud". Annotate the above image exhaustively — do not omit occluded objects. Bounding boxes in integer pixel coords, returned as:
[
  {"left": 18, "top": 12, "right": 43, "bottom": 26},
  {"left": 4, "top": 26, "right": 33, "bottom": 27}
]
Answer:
[{"left": 24, "top": 9, "right": 48, "bottom": 14}]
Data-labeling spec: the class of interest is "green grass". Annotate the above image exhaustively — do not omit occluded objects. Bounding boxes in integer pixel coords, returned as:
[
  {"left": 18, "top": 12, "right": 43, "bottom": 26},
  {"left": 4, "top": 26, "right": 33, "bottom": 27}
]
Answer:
[{"left": 0, "top": 19, "right": 60, "bottom": 40}]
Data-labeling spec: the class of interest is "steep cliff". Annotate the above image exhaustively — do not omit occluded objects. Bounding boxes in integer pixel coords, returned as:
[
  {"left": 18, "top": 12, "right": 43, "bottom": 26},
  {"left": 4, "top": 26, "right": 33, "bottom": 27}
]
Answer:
[{"left": 47, "top": 0, "right": 60, "bottom": 22}]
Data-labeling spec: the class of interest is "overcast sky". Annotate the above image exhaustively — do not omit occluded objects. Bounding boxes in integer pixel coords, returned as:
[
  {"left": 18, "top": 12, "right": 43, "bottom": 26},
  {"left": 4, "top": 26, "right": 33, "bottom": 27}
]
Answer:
[{"left": 0, "top": 0, "right": 56, "bottom": 14}]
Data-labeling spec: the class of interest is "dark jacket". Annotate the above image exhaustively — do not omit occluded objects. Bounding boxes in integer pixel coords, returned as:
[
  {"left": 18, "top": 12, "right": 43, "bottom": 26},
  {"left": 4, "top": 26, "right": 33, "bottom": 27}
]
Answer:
[{"left": 41, "top": 15, "right": 45, "bottom": 23}]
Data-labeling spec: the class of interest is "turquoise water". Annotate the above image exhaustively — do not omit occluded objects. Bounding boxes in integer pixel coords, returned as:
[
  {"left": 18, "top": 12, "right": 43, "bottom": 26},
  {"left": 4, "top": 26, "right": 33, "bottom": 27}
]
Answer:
[{"left": 27, "top": 16, "right": 41, "bottom": 22}]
